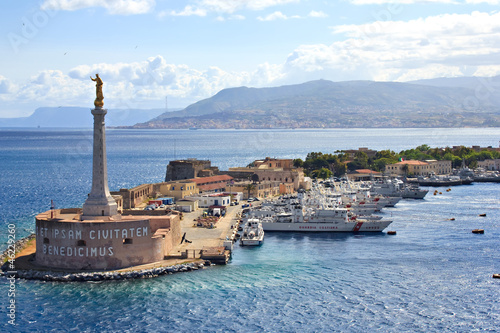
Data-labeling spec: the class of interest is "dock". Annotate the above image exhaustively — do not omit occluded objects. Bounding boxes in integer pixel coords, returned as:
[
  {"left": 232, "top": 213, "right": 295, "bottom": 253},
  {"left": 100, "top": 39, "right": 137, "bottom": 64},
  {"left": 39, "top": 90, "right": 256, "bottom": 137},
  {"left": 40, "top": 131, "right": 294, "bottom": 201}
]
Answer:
[{"left": 169, "top": 204, "right": 242, "bottom": 264}]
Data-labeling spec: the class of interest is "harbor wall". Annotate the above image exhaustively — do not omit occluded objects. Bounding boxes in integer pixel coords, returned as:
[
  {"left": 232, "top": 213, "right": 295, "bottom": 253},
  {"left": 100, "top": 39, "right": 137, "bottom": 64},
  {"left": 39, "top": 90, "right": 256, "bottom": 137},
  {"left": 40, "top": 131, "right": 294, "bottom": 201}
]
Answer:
[{"left": 35, "top": 211, "right": 181, "bottom": 270}]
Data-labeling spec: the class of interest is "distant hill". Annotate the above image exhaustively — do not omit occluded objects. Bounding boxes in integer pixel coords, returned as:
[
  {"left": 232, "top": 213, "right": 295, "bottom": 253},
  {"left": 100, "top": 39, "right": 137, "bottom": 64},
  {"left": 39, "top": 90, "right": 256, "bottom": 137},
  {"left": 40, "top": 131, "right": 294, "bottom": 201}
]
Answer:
[
  {"left": 133, "top": 79, "right": 500, "bottom": 129},
  {"left": 0, "top": 107, "right": 170, "bottom": 128}
]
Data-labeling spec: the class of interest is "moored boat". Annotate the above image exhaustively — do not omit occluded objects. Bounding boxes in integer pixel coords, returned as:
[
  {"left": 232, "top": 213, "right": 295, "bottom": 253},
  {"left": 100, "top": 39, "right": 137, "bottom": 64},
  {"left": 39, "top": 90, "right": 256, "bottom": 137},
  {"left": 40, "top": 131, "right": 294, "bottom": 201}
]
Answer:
[
  {"left": 253, "top": 190, "right": 392, "bottom": 233},
  {"left": 240, "top": 218, "right": 265, "bottom": 246}
]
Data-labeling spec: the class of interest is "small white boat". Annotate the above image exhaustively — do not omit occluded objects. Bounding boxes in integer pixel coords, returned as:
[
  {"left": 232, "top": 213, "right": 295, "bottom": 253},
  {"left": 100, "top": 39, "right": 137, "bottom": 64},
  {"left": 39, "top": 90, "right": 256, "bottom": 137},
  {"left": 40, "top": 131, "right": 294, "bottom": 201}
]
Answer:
[{"left": 240, "top": 218, "right": 264, "bottom": 246}]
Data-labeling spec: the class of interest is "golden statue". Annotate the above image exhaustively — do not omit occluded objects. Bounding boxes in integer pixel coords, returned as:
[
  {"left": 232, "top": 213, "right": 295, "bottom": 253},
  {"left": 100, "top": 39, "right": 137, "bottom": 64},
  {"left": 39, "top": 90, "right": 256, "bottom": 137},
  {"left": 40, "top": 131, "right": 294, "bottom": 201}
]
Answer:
[{"left": 90, "top": 74, "right": 104, "bottom": 107}]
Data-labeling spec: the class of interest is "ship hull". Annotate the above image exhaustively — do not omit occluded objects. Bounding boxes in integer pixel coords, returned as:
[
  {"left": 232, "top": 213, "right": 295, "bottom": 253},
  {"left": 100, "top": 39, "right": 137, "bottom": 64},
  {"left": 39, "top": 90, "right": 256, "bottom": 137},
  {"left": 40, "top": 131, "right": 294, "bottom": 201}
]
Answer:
[
  {"left": 240, "top": 238, "right": 264, "bottom": 246},
  {"left": 261, "top": 220, "right": 392, "bottom": 232}
]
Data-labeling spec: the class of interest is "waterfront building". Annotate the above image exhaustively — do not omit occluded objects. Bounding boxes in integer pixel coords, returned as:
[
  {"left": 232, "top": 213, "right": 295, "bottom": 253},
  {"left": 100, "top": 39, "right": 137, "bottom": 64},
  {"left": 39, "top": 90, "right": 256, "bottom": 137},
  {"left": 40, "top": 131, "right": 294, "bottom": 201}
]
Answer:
[
  {"left": 348, "top": 169, "right": 383, "bottom": 181},
  {"left": 384, "top": 159, "right": 452, "bottom": 176},
  {"left": 226, "top": 157, "right": 307, "bottom": 191},
  {"left": 165, "top": 158, "right": 219, "bottom": 181},
  {"left": 189, "top": 175, "right": 233, "bottom": 193},
  {"left": 425, "top": 160, "right": 452, "bottom": 175},
  {"left": 187, "top": 193, "right": 232, "bottom": 208},
  {"left": 111, "top": 183, "right": 154, "bottom": 210},
  {"left": 176, "top": 198, "right": 199, "bottom": 212},
  {"left": 478, "top": 158, "right": 500, "bottom": 170},
  {"left": 253, "top": 157, "right": 295, "bottom": 169},
  {"left": 153, "top": 180, "right": 199, "bottom": 200},
  {"left": 230, "top": 180, "right": 283, "bottom": 199}
]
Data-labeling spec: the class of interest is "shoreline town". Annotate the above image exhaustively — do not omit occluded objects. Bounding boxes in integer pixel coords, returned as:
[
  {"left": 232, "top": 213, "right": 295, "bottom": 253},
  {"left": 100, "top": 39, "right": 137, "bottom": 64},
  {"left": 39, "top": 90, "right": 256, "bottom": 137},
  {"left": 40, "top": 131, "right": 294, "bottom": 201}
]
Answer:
[{"left": 2, "top": 80, "right": 500, "bottom": 282}]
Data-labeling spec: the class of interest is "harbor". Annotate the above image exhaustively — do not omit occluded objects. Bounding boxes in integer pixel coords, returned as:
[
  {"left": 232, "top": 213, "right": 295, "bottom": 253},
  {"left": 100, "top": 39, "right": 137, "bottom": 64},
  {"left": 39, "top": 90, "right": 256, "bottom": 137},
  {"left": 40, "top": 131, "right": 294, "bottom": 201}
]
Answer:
[{"left": 1, "top": 128, "right": 499, "bottom": 332}]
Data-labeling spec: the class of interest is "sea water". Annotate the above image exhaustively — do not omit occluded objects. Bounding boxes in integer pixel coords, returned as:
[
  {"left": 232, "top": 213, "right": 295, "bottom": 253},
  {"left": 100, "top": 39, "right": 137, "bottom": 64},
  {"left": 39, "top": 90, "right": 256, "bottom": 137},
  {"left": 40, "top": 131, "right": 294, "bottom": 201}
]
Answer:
[{"left": 0, "top": 128, "right": 499, "bottom": 332}]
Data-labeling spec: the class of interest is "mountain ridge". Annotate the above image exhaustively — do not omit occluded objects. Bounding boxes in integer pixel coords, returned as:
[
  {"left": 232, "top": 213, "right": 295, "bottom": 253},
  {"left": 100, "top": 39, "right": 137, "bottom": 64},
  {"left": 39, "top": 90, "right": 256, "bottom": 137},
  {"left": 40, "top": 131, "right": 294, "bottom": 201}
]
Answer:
[{"left": 134, "top": 78, "right": 500, "bottom": 129}]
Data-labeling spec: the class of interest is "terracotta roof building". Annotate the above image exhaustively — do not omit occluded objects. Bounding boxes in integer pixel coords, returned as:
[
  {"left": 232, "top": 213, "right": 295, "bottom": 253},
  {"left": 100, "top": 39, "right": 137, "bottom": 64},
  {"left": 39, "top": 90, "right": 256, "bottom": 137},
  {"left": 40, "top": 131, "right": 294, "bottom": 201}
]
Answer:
[{"left": 189, "top": 175, "right": 234, "bottom": 193}]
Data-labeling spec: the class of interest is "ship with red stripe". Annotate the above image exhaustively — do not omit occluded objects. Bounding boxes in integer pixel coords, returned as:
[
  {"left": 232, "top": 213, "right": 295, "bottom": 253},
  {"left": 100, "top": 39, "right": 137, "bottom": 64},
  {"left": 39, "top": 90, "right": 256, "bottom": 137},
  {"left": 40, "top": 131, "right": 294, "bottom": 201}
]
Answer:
[{"left": 257, "top": 190, "right": 392, "bottom": 232}]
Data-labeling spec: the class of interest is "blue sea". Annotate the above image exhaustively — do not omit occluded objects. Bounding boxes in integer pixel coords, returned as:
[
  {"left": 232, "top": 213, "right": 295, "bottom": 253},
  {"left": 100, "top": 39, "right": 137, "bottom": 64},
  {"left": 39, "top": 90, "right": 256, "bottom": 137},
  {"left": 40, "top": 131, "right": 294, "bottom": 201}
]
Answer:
[{"left": 1, "top": 127, "right": 499, "bottom": 332}]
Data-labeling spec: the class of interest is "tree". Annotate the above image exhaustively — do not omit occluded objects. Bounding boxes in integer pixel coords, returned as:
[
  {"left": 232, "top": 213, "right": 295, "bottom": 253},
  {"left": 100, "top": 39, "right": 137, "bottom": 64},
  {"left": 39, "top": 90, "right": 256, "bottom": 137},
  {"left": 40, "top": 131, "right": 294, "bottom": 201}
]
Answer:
[
  {"left": 293, "top": 158, "right": 304, "bottom": 168},
  {"left": 244, "top": 183, "right": 255, "bottom": 199},
  {"left": 372, "top": 158, "right": 394, "bottom": 172},
  {"left": 402, "top": 164, "right": 409, "bottom": 177},
  {"left": 417, "top": 144, "right": 430, "bottom": 152},
  {"left": 333, "top": 161, "right": 346, "bottom": 177},
  {"left": 312, "top": 168, "right": 332, "bottom": 179}
]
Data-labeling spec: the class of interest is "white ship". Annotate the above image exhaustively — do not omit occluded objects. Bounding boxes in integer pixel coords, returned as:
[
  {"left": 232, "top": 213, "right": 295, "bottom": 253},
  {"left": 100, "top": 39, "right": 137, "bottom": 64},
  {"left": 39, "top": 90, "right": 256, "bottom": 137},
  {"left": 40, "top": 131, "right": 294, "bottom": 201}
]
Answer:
[
  {"left": 253, "top": 190, "right": 392, "bottom": 233},
  {"left": 240, "top": 218, "right": 265, "bottom": 246},
  {"left": 370, "top": 178, "right": 428, "bottom": 199}
]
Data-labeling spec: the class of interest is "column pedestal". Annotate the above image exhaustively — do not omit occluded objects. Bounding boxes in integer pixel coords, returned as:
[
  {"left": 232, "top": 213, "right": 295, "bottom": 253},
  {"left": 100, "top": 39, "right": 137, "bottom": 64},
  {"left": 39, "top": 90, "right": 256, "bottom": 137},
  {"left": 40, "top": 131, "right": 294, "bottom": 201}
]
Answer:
[{"left": 82, "top": 107, "right": 119, "bottom": 220}]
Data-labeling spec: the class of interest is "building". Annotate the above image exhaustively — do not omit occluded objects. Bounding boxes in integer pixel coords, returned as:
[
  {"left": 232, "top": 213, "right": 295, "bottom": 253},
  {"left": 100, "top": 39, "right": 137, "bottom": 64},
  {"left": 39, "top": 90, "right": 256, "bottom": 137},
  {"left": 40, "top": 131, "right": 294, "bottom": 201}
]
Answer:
[
  {"left": 384, "top": 160, "right": 452, "bottom": 176},
  {"left": 187, "top": 193, "right": 232, "bottom": 208},
  {"left": 226, "top": 157, "right": 307, "bottom": 191},
  {"left": 111, "top": 180, "right": 199, "bottom": 209},
  {"left": 176, "top": 198, "right": 199, "bottom": 212},
  {"left": 189, "top": 175, "right": 234, "bottom": 193},
  {"left": 478, "top": 159, "right": 500, "bottom": 170},
  {"left": 253, "top": 157, "right": 295, "bottom": 169},
  {"left": 165, "top": 159, "right": 219, "bottom": 181},
  {"left": 348, "top": 169, "right": 383, "bottom": 181},
  {"left": 231, "top": 180, "right": 282, "bottom": 199},
  {"left": 344, "top": 148, "right": 377, "bottom": 159},
  {"left": 426, "top": 160, "right": 452, "bottom": 175},
  {"left": 111, "top": 184, "right": 153, "bottom": 210},
  {"left": 152, "top": 180, "right": 199, "bottom": 200}
]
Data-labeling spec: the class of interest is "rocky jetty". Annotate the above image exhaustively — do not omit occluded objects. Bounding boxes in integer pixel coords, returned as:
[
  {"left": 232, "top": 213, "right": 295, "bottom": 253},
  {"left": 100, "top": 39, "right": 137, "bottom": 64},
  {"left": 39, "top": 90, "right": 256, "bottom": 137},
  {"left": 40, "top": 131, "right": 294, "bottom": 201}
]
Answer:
[
  {"left": 1, "top": 261, "right": 212, "bottom": 282},
  {"left": 0, "top": 233, "right": 35, "bottom": 263}
]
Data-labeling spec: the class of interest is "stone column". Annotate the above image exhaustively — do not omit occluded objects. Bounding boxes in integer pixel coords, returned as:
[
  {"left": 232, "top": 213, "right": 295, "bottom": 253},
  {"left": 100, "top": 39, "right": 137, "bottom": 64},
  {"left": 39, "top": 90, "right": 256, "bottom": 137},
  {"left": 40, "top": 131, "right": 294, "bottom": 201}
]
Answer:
[{"left": 82, "top": 107, "right": 118, "bottom": 219}]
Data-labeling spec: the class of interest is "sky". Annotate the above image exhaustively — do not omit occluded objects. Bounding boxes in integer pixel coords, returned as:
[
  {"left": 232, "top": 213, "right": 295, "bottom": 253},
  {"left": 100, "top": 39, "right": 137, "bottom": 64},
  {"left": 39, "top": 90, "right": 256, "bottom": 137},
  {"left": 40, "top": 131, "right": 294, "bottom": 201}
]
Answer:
[{"left": 0, "top": 0, "right": 499, "bottom": 118}]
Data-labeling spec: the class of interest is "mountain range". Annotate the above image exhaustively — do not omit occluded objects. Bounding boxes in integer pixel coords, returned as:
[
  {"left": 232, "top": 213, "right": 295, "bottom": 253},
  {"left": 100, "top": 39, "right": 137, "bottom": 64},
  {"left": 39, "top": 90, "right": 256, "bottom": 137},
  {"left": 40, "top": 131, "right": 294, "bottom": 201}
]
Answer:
[
  {"left": 2, "top": 76, "right": 499, "bottom": 128},
  {"left": 133, "top": 76, "right": 500, "bottom": 129}
]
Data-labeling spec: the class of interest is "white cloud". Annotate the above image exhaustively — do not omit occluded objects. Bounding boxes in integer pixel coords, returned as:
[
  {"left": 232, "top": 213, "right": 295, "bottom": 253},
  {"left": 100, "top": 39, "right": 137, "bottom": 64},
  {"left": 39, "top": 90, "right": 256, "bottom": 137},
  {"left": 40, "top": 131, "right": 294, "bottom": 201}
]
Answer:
[
  {"left": 466, "top": 0, "right": 500, "bottom": 4},
  {"left": 348, "top": 0, "right": 500, "bottom": 4},
  {"left": 257, "top": 10, "right": 326, "bottom": 21},
  {"left": 279, "top": 10, "right": 500, "bottom": 82},
  {"left": 216, "top": 14, "right": 246, "bottom": 21},
  {"left": 0, "top": 76, "right": 16, "bottom": 94},
  {"left": 308, "top": 10, "right": 328, "bottom": 18},
  {"left": 0, "top": 55, "right": 284, "bottom": 116},
  {"left": 3, "top": 10, "right": 500, "bottom": 117},
  {"left": 257, "top": 11, "right": 300, "bottom": 21},
  {"left": 41, "top": 0, "right": 155, "bottom": 15},
  {"left": 168, "top": 5, "right": 207, "bottom": 17},
  {"left": 168, "top": 0, "right": 300, "bottom": 17}
]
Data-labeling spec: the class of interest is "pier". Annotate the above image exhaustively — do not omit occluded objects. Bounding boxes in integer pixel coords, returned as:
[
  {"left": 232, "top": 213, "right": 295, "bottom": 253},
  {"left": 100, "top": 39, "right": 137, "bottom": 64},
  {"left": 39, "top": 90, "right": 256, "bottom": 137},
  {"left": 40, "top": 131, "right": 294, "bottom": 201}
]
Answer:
[{"left": 168, "top": 204, "right": 243, "bottom": 264}]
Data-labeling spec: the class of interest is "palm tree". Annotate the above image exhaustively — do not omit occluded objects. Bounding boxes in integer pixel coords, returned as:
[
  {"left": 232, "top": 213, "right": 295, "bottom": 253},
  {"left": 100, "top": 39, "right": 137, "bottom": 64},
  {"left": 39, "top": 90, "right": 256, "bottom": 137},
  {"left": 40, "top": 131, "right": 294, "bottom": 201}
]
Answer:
[
  {"left": 402, "top": 163, "right": 409, "bottom": 177},
  {"left": 244, "top": 183, "right": 255, "bottom": 200}
]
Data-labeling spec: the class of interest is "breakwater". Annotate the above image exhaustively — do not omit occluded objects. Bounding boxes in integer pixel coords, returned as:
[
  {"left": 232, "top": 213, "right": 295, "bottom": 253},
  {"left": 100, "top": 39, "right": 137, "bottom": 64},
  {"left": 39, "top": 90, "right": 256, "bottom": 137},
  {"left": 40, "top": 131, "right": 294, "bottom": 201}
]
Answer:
[{"left": 1, "top": 261, "right": 210, "bottom": 282}]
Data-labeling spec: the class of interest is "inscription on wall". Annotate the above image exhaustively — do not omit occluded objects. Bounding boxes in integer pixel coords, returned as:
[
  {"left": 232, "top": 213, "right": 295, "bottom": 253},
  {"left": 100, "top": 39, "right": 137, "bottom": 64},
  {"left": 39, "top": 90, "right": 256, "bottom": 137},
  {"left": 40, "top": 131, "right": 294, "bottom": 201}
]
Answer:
[{"left": 37, "top": 226, "right": 149, "bottom": 258}]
